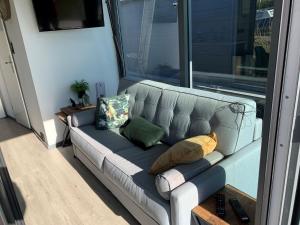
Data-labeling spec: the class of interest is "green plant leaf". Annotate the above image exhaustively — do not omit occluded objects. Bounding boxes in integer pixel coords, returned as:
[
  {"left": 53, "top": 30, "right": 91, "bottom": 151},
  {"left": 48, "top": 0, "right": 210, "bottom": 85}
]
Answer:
[{"left": 70, "top": 79, "right": 90, "bottom": 93}]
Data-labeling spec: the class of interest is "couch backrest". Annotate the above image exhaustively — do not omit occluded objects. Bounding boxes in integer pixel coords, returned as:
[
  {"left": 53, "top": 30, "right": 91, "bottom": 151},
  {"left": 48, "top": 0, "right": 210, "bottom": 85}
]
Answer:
[
  {"left": 121, "top": 80, "right": 257, "bottom": 156},
  {"left": 123, "top": 80, "right": 170, "bottom": 122}
]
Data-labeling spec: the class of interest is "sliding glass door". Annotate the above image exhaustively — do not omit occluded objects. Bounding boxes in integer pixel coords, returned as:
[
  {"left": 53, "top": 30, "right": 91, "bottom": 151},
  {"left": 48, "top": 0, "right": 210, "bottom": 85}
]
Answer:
[{"left": 113, "top": 1, "right": 296, "bottom": 224}]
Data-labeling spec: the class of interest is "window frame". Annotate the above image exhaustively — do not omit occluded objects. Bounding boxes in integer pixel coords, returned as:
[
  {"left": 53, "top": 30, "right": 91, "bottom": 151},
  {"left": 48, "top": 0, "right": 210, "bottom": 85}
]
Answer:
[
  {"left": 257, "top": 0, "right": 300, "bottom": 223},
  {"left": 254, "top": 0, "right": 293, "bottom": 222},
  {"left": 109, "top": 0, "right": 126, "bottom": 78},
  {"left": 177, "top": 0, "right": 192, "bottom": 88}
]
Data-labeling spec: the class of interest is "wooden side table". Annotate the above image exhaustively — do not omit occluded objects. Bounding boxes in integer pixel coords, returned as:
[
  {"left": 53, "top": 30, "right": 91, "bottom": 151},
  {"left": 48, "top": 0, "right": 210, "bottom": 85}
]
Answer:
[
  {"left": 192, "top": 185, "right": 256, "bottom": 225},
  {"left": 55, "top": 105, "right": 96, "bottom": 147}
]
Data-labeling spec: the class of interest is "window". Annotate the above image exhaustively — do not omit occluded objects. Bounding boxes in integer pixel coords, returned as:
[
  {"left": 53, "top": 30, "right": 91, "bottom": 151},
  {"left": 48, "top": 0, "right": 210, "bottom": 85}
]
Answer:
[
  {"left": 117, "top": 0, "right": 180, "bottom": 85},
  {"left": 117, "top": 0, "right": 274, "bottom": 98},
  {"left": 191, "top": 0, "right": 274, "bottom": 96}
]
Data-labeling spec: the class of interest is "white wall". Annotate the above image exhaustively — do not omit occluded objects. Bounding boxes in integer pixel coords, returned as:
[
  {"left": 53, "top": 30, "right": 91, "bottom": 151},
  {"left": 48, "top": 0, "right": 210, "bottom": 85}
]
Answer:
[{"left": 10, "top": 0, "right": 119, "bottom": 147}]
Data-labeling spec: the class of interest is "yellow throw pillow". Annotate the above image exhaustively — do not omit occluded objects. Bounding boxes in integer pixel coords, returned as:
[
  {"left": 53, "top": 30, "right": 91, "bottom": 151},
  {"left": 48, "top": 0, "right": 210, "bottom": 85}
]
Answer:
[{"left": 149, "top": 133, "right": 217, "bottom": 175}]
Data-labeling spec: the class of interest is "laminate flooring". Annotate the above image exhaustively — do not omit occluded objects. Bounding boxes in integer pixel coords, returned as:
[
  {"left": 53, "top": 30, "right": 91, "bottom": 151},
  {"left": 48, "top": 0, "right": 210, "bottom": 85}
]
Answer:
[{"left": 0, "top": 118, "right": 138, "bottom": 225}]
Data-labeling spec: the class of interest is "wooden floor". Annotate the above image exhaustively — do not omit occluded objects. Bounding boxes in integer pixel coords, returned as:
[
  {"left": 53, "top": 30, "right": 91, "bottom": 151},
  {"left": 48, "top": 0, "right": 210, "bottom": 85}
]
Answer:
[{"left": 0, "top": 118, "right": 139, "bottom": 225}]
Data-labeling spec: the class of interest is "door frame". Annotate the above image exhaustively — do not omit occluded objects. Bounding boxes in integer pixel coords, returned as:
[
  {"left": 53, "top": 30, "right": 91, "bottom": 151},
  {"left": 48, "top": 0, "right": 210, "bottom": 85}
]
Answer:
[
  {"left": 255, "top": 0, "right": 300, "bottom": 224},
  {"left": 264, "top": 0, "right": 300, "bottom": 223},
  {"left": 0, "top": 95, "right": 6, "bottom": 118},
  {"left": 0, "top": 18, "right": 31, "bottom": 128}
]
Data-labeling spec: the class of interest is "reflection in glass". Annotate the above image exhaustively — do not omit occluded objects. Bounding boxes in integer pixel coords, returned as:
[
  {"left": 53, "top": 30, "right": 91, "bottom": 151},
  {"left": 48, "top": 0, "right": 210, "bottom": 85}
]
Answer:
[
  {"left": 117, "top": 0, "right": 180, "bottom": 84},
  {"left": 192, "top": 0, "right": 274, "bottom": 95}
]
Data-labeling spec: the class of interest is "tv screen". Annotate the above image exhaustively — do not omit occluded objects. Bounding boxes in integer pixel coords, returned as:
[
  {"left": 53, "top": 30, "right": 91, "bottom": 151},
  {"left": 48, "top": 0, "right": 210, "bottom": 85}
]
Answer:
[{"left": 32, "top": 0, "right": 104, "bottom": 32}]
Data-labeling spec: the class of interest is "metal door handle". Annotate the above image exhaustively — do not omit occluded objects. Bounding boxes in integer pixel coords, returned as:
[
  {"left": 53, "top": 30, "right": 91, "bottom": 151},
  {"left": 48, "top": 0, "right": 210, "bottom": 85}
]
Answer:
[{"left": 4, "top": 61, "right": 12, "bottom": 64}]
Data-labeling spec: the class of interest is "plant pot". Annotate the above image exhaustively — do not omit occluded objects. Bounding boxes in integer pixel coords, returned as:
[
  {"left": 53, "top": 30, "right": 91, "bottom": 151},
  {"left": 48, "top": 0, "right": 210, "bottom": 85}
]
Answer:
[
  {"left": 78, "top": 91, "right": 86, "bottom": 99},
  {"left": 82, "top": 94, "right": 90, "bottom": 107}
]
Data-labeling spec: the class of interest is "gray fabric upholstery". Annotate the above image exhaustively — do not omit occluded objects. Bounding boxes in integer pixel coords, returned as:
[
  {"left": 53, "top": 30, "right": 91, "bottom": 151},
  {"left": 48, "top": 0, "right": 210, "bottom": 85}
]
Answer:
[
  {"left": 71, "top": 109, "right": 96, "bottom": 127},
  {"left": 154, "top": 89, "right": 213, "bottom": 145},
  {"left": 160, "top": 85, "right": 257, "bottom": 155},
  {"left": 79, "top": 125, "right": 134, "bottom": 151},
  {"left": 70, "top": 127, "right": 110, "bottom": 170},
  {"left": 123, "top": 81, "right": 257, "bottom": 156},
  {"left": 73, "top": 145, "right": 160, "bottom": 225},
  {"left": 170, "top": 139, "right": 261, "bottom": 225},
  {"left": 254, "top": 118, "right": 263, "bottom": 141},
  {"left": 125, "top": 81, "right": 167, "bottom": 122},
  {"left": 70, "top": 126, "right": 134, "bottom": 171},
  {"left": 155, "top": 151, "right": 224, "bottom": 200},
  {"left": 69, "top": 79, "right": 262, "bottom": 225},
  {"left": 103, "top": 144, "right": 171, "bottom": 225}
]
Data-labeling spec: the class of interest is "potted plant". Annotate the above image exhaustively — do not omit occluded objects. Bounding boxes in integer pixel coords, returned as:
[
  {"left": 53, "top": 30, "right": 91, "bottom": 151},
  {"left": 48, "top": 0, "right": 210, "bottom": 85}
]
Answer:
[{"left": 70, "top": 79, "right": 90, "bottom": 106}]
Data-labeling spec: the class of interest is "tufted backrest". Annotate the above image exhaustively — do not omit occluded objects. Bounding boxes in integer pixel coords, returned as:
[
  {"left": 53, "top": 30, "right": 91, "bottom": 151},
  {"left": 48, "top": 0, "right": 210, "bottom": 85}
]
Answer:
[
  {"left": 123, "top": 80, "right": 257, "bottom": 156},
  {"left": 124, "top": 80, "right": 170, "bottom": 122}
]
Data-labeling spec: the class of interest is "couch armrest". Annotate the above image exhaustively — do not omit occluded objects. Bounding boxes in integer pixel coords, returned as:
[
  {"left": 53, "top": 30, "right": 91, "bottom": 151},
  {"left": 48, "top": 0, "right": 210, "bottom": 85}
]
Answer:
[
  {"left": 69, "top": 108, "right": 96, "bottom": 127},
  {"left": 170, "top": 139, "right": 262, "bottom": 225}
]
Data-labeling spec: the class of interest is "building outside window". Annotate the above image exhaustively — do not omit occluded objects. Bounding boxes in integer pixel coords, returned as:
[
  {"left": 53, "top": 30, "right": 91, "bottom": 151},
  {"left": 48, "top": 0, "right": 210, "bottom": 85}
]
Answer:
[
  {"left": 191, "top": 0, "right": 273, "bottom": 96},
  {"left": 117, "top": 0, "right": 274, "bottom": 98}
]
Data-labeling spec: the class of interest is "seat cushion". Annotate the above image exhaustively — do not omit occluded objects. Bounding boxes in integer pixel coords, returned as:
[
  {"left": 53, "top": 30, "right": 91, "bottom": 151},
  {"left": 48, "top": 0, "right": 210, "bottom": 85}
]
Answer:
[
  {"left": 155, "top": 151, "right": 224, "bottom": 200},
  {"left": 70, "top": 125, "right": 135, "bottom": 171},
  {"left": 103, "top": 144, "right": 171, "bottom": 225},
  {"left": 79, "top": 125, "right": 134, "bottom": 150}
]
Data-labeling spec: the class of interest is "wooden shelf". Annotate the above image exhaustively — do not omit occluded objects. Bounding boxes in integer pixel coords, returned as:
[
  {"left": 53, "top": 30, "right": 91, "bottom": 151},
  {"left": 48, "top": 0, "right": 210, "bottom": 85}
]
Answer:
[
  {"left": 55, "top": 105, "right": 96, "bottom": 125},
  {"left": 192, "top": 185, "right": 256, "bottom": 225}
]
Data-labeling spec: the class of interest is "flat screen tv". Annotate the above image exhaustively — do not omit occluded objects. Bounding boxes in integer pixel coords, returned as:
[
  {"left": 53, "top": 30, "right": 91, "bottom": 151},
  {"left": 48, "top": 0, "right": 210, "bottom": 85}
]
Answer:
[{"left": 32, "top": 0, "right": 104, "bottom": 32}]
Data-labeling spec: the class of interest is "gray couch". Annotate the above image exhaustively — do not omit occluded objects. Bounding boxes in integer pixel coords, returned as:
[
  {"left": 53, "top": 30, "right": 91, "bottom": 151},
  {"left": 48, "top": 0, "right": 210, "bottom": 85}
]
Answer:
[{"left": 68, "top": 80, "right": 262, "bottom": 225}]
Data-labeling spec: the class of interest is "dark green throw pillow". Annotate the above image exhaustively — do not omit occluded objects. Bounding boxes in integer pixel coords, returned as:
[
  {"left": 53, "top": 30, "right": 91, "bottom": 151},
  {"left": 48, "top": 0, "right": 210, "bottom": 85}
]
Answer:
[
  {"left": 121, "top": 117, "right": 165, "bottom": 149},
  {"left": 95, "top": 94, "right": 130, "bottom": 130}
]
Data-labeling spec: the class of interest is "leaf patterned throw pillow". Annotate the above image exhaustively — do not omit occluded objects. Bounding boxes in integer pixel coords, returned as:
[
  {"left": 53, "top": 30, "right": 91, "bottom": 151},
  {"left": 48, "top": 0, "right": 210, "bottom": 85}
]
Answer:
[{"left": 95, "top": 94, "right": 130, "bottom": 130}]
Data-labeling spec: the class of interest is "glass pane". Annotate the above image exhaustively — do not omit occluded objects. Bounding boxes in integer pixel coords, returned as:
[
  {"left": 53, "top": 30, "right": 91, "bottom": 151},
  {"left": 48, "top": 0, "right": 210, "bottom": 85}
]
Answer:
[
  {"left": 118, "top": 0, "right": 180, "bottom": 85},
  {"left": 189, "top": 3, "right": 280, "bottom": 223},
  {"left": 192, "top": 0, "right": 274, "bottom": 96}
]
